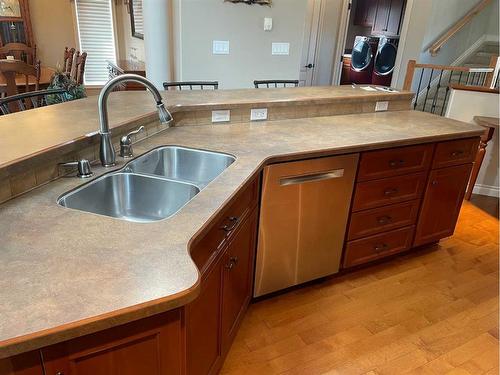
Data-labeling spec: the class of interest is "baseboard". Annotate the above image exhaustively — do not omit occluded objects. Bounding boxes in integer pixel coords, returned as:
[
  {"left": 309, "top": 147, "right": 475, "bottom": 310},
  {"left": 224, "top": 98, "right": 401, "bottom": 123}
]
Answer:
[{"left": 472, "top": 183, "right": 500, "bottom": 198}]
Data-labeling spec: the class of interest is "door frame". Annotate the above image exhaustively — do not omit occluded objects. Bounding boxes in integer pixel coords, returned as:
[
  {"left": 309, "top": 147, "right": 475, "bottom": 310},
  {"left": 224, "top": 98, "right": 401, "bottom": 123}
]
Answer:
[
  {"left": 331, "top": 0, "right": 415, "bottom": 88},
  {"left": 300, "top": 0, "right": 324, "bottom": 86}
]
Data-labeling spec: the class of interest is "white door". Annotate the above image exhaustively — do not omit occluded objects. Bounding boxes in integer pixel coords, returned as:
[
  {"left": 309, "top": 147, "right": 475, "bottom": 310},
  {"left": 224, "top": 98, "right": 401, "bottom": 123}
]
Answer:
[{"left": 299, "top": 0, "right": 323, "bottom": 86}]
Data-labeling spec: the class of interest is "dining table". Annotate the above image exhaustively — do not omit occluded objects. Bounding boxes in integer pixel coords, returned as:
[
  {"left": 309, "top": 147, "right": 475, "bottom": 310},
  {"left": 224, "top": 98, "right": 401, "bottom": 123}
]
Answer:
[{"left": 0, "top": 65, "right": 55, "bottom": 95}]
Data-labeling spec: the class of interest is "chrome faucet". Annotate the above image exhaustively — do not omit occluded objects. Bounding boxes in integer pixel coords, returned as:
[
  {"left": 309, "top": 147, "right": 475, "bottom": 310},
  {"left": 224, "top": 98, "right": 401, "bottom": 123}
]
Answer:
[{"left": 97, "top": 74, "right": 173, "bottom": 167}]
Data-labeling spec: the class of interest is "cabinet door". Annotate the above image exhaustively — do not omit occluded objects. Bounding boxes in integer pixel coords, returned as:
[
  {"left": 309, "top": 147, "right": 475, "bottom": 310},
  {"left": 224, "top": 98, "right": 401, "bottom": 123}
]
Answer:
[
  {"left": 413, "top": 164, "right": 472, "bottom": 247},
  {"left": 41, "top": 309, "right": 183, "bottom": 375},
  {"left": 185, "top": 258, "right": 223, "bottom": 375},
  {"left": 353, "top": 0, "right": 377, "bottom": 27},
  {"left": 372, "top": 0, "right": 391, "bottom": 34},
  {"left": 221, "top": 208, "right": 258, "bottom": 351},
  {"left": 373, "top": 0, "right": 405, "bottom": 35},
  {"left": 0, "top": 351, "right": 43, "bottom": 375}
]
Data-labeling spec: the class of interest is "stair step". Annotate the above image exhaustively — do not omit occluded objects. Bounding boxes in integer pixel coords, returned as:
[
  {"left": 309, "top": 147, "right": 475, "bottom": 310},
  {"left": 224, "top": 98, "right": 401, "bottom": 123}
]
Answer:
[{"left": 480, "top": 43, "right": 500, "bottom": 54}]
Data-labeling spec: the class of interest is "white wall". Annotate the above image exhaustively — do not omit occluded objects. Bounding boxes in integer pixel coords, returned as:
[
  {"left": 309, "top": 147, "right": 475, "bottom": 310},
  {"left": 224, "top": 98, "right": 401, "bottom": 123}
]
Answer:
[
  {"left": 115, "top": 1, "right": 146, "bottom": 62},
  {"left": 446, "top": 89, "right": 499, "bottom": 197},
  {"left": 178, "top": 0, "right": 308, "bottom": 89}
]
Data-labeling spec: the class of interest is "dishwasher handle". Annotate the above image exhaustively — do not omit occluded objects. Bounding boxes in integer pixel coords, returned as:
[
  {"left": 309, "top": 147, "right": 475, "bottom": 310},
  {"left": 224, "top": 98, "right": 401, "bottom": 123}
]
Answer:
[{"left": 279, "top": 169, "right": 345, "bottom": 186}]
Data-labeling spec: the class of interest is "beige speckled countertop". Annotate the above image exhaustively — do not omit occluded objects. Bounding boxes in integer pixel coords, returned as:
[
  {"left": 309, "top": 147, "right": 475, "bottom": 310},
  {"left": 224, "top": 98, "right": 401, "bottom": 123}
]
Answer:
[{"left": 0, "top": 108, "right": 483, "bottom": 358}]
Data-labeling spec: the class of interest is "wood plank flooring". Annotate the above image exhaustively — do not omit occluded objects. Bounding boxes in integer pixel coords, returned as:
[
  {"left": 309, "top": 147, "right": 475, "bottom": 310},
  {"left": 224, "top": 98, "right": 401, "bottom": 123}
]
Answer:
[{"left": 222, "top": 200, "right": 499, "bottom": 375}]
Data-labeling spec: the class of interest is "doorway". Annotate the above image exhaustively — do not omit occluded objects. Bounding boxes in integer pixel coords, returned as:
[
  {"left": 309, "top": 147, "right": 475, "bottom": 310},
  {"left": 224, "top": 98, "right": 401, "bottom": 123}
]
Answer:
[{"left": 299, "top": 0, "right": 323, "bottom": 86}]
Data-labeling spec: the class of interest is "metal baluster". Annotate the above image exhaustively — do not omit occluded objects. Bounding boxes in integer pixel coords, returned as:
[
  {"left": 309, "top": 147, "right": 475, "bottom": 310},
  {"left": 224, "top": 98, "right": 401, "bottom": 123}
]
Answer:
[
  {"left": 458, "top": 71, "right": 463, "bottom": 85},
  {"left": 440, "top": 70, "right": 455, "bottom": 116},
  {"left": 17, "top": 99, "right": 25, "bottom": 111},
  {"left": 414, "top": 68, "right": 425, "bottom": 110},
  {"left": 431, "top": 70, "right": 444, "bottom": 114},
  {"left": 422, "top": 68, "right": 434, "bottom": 113}
]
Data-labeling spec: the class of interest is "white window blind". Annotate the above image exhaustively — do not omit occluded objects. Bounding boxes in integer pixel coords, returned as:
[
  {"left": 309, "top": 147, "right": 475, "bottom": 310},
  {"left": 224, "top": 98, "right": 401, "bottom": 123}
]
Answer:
[{"left": 74, "top": 0, "right": 116, "bottom": 85}]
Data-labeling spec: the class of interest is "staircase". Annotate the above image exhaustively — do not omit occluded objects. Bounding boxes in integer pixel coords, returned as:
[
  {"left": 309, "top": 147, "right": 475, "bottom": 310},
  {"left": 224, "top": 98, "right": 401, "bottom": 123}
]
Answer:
[{"left": 413, "top": 40, "right": 499, "bottom": 115}]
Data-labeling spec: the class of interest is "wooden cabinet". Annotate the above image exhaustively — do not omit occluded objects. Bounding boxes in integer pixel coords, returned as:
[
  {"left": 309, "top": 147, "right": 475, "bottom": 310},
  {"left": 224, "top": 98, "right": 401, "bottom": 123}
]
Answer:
[
  {"left": 41, "top": 309, "right": 183, "bottom": 375},
  {"left": 353, "top": 0, "right": 377, "bottom": 27},
  {"left": 414, "top": 163, "right": 473, "bottom": 247},
  {"left": 0, "top": 351, "right": 42, "bottom": 375},
  {"left": 221, "top": 209, "right": 258, "bottom": 351},
  {"left": 0, "top": 0, "right": 34, "bottom": 47},
  {"left": 372, "top": 0, "right": 405, "bottom": 36}
]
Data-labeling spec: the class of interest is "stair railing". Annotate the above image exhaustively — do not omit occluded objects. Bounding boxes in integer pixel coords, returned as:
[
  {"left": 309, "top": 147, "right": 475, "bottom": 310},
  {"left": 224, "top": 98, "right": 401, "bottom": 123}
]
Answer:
[
  {"left": 403, "top": 58, "right": 499, "bottom": 116},
  {"left": 428, "top": 0, "right": 493, "bottom": 56}
]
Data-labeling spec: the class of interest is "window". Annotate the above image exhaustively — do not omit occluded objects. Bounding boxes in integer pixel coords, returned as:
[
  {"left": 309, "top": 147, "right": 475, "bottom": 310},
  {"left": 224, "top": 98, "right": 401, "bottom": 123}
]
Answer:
[{"left": 74, "top": 0, "right": 117, "bottom": 85}]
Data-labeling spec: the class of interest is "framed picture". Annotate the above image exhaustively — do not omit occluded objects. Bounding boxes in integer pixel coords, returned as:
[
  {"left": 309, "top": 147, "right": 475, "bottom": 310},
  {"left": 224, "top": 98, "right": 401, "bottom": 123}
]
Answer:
[
  {"left": 129, "top": 0, "right": 144, "bottom": 40},
  {"left": 0, "top": 0, "right": 21, "bottom": 18}
]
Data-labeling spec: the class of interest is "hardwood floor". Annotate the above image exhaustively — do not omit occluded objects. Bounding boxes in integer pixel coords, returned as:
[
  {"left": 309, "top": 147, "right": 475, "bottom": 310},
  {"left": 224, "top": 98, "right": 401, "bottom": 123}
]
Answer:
[{"left": 222, "top": 201, "right": 499, "bottom": 375}]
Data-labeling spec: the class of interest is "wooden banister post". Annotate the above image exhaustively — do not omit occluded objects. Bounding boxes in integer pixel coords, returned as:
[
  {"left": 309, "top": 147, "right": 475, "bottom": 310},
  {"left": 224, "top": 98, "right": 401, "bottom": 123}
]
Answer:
[
  {"left": 484, "top": 55, "right": 499, "bottom": 88},
  {"left": 403, "top": 60, "right": 416, "bottom": 91}
]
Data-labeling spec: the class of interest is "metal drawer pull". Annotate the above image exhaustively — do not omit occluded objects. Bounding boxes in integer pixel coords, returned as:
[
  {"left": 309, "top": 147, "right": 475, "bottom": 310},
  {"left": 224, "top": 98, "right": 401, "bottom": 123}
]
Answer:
[
  {"left": 280, "top": 169, "right": 344, "bottom": 186},
  {"left": 221, "top": 216, "right": 239, "bottom": 232},
  {"left": 389, "top": 159, "right": 405, "bottom": 167},
  {"left": 225, "top": 256, "right": 239, "bottom": 269},
  {"left": 377, "top": 215, "right": 392, "bottom": 224},
  {"left": 374, "top": 243, "right": 389, "bottom": 252},
  {"left": 384, "top": 188, "right": 399, "bottom": 196},
  {"left": 451, "top": 150, "right": 464, "bottom": 157}
]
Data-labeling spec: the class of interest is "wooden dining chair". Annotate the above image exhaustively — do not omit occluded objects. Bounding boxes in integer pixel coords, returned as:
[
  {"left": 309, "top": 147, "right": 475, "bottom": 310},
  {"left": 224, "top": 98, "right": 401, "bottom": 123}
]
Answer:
[
  {"left": 163, "top": 81, "right": 219, "bottom": 90},
  {"left": 0, "top": 88, "right": 68, "bottom": 115},
  {"left": 0, "top": 43, "right": 37, "bottom": 65},
  {"left": 63, "top": 47, "right": 76, "bottom": 73},
  {"left": 0, "top": 59, "right": 41, "bottom": 97},
  {"left": 253, "top": 80, "right": 299, "bottom": 88},
  {"left": 63, "top": 48, "right": 87, "bottom": 85}
]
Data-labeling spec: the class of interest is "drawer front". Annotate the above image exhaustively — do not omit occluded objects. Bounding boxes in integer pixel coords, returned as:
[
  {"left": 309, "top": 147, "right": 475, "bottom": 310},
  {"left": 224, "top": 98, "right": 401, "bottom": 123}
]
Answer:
[
  {"left": 348, "top": 199, "right": 420, "bottom": 240},
  {"left": 190, "top": 178, "right": 259, "bottom": 274},
  {"left": 343, "top": 226, "right": 415, "bottom": 268},
  {"left": 432, "top": 137, "right": 479, "bottom": 169},
  {"left": 353, "top": 172, "right": 426, "bottom": 211},
  {"left": 358, "top": 144, "right": 433, "bottom": 181}
]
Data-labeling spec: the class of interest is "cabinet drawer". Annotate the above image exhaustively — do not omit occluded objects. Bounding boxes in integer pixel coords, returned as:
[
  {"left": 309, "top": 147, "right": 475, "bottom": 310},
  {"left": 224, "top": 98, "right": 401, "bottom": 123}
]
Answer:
[
  {"left": 190, "top": 177, "right": 259, "bottom": 274},
  {"left": 348, "top": 199, "right": 420, "bottom": 240},
  {"left": 432, "top": 137, "right": 479, "bottom": 169},
  {"left": 343, "top": 226, "right": 415, "bottom": 268},
  {"left": 358, "top": 144, "right": 433, "bottom": 181},
  {"left": 353, "top": 172, "right": 426, "bottom": 211}
]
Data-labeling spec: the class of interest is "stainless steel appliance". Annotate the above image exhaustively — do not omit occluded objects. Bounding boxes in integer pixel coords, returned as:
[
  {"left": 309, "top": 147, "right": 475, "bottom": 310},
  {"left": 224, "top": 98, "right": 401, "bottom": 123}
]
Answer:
[{"left": 254, "top": 154, "right": 359, "bottom": 297}]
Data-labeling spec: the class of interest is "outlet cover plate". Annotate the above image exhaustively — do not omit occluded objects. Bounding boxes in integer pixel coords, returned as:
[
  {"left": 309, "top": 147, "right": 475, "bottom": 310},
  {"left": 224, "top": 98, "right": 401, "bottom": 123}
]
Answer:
[
  {"left": 213, "top": 40, "right": 229, "bottom": 55},
  {"left": 375, "top": 101, "right": 389, "bottom": 111},
  {"left": 250, "top": 108, "right": 268, "bottom": 121},
  {"left": 212, "top": 110, "right": 230, "bottom": 123},
  {"left": 272, "top": 42, "right": 290, "bottom": 55}
]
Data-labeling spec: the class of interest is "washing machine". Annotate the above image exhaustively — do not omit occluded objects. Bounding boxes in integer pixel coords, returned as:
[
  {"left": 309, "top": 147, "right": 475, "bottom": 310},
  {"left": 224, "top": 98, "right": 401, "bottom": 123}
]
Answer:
[
  {"left": 350, "top": 36, "right": 379, "bottom": 84},
  {"left": 372, "top": 37, "right": 399, "bottom": 86}
]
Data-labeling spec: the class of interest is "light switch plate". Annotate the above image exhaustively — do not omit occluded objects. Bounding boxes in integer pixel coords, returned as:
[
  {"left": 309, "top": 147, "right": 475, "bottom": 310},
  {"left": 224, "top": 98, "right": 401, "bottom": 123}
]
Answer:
[
  {"left": 213, "top": 40, "right": 229, "bottom": 55},
  {"left": 212, "top": 110, "right": 230, "bottom": 123},
  {"left": 272, "top": 42, "right": 290, "bottom": 55},
  {"left": 264, "top": 17, "right": 273, "bottom": 31},
  {"left": 375, "top": 101, "right": 389, "bottom": 111},
  {"left": 250, "top": 108, "right": 268, "bottom": 121}
]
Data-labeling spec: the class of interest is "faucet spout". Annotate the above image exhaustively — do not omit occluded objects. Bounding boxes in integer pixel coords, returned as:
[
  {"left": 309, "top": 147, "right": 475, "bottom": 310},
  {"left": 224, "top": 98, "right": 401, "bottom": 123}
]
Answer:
[{"left": 97, "top": 74, "right": 173, "bottom": 167}]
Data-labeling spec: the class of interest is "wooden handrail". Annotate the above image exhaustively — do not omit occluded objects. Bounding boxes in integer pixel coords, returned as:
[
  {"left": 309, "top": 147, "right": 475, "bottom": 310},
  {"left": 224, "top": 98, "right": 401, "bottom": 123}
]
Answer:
[
  {"left": 428, "top": 0, "right": 492, "bottom": 56},
  {"left": 450, "top": 83, "right": 499, "bottom": 94}
]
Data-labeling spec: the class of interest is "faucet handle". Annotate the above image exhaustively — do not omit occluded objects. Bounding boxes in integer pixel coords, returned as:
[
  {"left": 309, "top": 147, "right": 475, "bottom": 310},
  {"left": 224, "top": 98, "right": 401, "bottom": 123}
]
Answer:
[
  {"left": 120, "top": 126, "right": 144, "bottom": 158},
  {"left": 60, "top": 159, "right": 93, "bottom": 178}
]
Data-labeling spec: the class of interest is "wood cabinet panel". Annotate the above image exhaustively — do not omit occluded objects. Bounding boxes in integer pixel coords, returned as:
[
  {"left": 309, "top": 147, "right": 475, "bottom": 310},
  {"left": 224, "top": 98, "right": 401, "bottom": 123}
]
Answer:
[
  {"left": 414, "top": 164, "right": 473, "bottom": 247},
  {"left": 42, "top": 309, "right": 183, "bottom": 375},
  {"left": 185, "top": 258, "right": 223, "bottom": 375},
  {"left": 358, "top": 143, "right": 433, "bottom": 181},
  {"left": 353, "top": 0, "right": 377, "bottom": 27},
  {"left": 372, "top": 0, "right": 405, "bottom": 36},
  {"left": 344, "top": 225, "right": 415, "bottom": 268},
  {"left": 348, "top": 199, "right": 420, "bottom": 240},
  {"left": 353, "top": 172, "right": 426, "bottom": 211},
  {"left": 221, "top": 208, "right": 258, "bottom": 351},
  {"left": 0, "top": 352, "right": 42, "bottom": 375},
  {"left": 432, "top": 137, "right": 479, "bottom": 169}
]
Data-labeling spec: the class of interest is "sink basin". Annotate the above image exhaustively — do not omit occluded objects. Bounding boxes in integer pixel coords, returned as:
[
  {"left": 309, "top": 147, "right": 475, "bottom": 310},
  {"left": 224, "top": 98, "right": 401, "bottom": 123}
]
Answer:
[
  {"left": 124, "top": 146, "right": 236, "bottom": 188},
  {"left": 58, "top": 172, "right": 199, "bottom": 222}
]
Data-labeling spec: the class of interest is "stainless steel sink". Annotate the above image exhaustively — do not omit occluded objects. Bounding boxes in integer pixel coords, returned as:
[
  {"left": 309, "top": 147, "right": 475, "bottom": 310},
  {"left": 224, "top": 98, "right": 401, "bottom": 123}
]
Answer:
[
  {"left": 124, "top": 146, "right": 236, "bottom": 188},
  {"left": 58, "top": 172, "right": 199, "bottom": 222}
]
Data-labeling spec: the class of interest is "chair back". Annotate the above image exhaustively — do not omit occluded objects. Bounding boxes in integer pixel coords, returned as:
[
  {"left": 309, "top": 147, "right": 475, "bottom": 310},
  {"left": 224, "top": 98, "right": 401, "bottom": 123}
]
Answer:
[
  {"left": 0, "top": 88, "right": 68, "bottom": 115},
  {"left": 0, "top": 43, "right": 37, "bottom": 65},
  {"left": 0, "top": 59, "right": 40, "bottom": 96},
  {"left": 163, "top": 81, "right": 219, "bottom": 90},
  {"left": 63, "top": 47, "right": 76, "bottom": 73},
  {"left": 63, "top": 48, "right": 87, "bottom": 85},
  {"left": 254, "top": 80, "right": 299, "bottom": 88}
]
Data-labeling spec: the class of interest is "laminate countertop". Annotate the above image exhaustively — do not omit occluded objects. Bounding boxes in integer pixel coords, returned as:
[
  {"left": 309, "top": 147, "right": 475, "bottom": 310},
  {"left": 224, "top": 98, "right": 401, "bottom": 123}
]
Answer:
[{"left": 0, "top": 108, "right": 483, "bottom": 358}]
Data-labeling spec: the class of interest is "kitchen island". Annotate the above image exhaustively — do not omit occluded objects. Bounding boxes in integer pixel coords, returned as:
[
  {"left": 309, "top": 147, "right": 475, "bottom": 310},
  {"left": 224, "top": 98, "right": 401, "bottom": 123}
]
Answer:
[{"left": 0, "top": 87, "right": 482, "bottom": 374}]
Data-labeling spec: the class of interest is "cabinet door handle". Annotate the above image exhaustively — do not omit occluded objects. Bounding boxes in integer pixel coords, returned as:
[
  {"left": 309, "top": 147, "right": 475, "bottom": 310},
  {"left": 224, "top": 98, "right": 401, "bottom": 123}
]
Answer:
[
  {"left": 451, "top": 150, "right": 464, "bottom": 157},
  {"left": 225, "top": 256, "right": 239, "bottom": 270},
  {"left": 432, "top": 180, "right": 438, "bottom": 186},
  {"left": 377, "top": 215, "right": 392, "bottom": 224},
  {"left": 225, "top": 261, "right": 234, "bottom": 270},
  {"left": 221, "top": 216, "right": 239, "bottom": 232},
  {"left": 384, "top": 188, "right": 399, "bottom": 196},
  {"left": 388, "top": 159, "right": 405, "bottom": 167},
  {"left": 230, "top": 256, "right": 239, "bottom": 265},
  {"left": 280, "top": 169, "right": 344, "bottom": 186},
  {"left": 374, "top": 243, "right": 389, "bottom": 252}
]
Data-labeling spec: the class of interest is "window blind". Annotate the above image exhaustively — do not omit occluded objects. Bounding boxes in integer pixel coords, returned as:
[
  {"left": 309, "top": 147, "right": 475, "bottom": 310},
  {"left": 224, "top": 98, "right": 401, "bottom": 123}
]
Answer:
[{"left": 74, "top": 0, "right": 116, "bottom": 85}]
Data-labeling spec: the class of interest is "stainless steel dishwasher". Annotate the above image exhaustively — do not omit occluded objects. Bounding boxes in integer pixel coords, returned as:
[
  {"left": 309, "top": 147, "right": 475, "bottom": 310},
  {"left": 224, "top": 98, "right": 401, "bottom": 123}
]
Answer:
[{"left": 254, "top": 153, "right": 359, "bottom": 297}]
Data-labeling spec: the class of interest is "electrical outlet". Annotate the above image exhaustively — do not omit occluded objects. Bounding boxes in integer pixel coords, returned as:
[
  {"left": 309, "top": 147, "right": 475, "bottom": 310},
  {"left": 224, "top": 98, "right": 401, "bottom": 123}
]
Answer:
[
  {"left": 375, "top": 101, "right": 389, "bottom": 111},
  {"left": 212, "top": 110, "right": 230, "bottom": 123},
  {"left": 213, "top": 40, "right": 229, "bottom": 55},
  {"left": 272, "top": 42, "right": 290, "bottom": 55},
  {"left": 250, "top": 108, "right": 268, "bottom": 121}
]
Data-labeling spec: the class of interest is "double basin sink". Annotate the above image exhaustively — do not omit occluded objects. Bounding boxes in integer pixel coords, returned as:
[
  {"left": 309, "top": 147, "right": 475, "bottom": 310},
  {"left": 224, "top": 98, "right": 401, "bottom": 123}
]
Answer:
[{"left": 57, "top": 146, "right": 236, "bottom": 222}]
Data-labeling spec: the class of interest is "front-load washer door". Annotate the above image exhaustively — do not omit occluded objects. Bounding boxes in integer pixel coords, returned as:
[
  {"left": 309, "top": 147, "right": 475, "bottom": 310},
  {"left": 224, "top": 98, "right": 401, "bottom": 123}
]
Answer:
[
  {"left": 351, "top": 40, "right": 372, "bottom": 72},
  {"left": 374, "top": 43, "right": 397, "bottom": 75}
]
